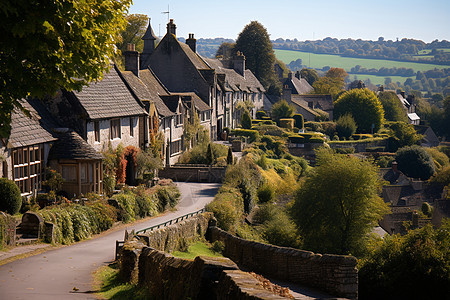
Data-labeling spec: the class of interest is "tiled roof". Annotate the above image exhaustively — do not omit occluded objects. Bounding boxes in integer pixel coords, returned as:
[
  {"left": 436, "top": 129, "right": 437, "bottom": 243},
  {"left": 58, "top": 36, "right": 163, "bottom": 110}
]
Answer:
[
  {"left": 121, "top": 69, "right": 174, "bottom": 118},
  {"left": 171, "top": 92, "right": 211, "bottom": 112},
  {"left": 142, "top": 19, "right": 157, "bottom": 40},
  {"left": 292, "top": 94, "right": 334, "bottom": 111},
  {"left": 291, "top": 97, "right": 320, "bottom": 117},
  {"left": 160, "top": 95, "right": 181, "bottom": 113},
  {"left": 7, "top": 100, "right": 57, "bottom": 148},
  {"left": 289, "top": 77, "right": 314, "bottom": 95},
  {"left": 48, "top": 130, "right": 103, "bottom": 160},
  {"left": 72, "top": 65, "right": 146, "bottom": 120},
  {"left": 203, "top": 58, "right": 265, "bottom": 93},
  {"left": 178, "top": 41, "right": 211, "bottom": 70}
]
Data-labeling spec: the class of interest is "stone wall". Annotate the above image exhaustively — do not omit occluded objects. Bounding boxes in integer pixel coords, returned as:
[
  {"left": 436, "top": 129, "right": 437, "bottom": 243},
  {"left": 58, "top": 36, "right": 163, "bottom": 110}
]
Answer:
[
  {"left": 0, "top": 212, "right": 16, "bottom": 247},
  {"left": 208, "top": 226, "right": 358, "bottom": 299},
  {"left": 158, "top": 166, "right": 226, "bottom": 183}
]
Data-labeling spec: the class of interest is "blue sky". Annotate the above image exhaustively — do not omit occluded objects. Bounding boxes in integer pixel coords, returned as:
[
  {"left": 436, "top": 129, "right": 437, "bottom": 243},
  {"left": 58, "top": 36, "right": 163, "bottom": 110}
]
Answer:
[{"left": 129, "top": 0, "right": 450, "bottom": 42}]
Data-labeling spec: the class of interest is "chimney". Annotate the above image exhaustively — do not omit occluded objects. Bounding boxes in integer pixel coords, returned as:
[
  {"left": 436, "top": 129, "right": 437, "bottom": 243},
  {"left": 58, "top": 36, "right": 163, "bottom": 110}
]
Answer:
[
  {"left": 232, "top": 52, "right": 245, "bottom": 76},
  {"left": 186, "top": 33, "right": 196, "bottom": 53},
  {"left": 288, "top": 72, "right": 293, "bottom": 80},
  {"left": 392, "top": 161, "right": 398, "bottom": 173},
  {"left": 124, "top": 43, "right": 139, "bottom": 77},
  {"left": 295, "top": 71, "right": 301, "bottom": 79},
  {"left": 167, "top": 19, "right": 176, "bottom": 36},
  {"left": 282, "top": 84, "right": 292, "bottom": 103}
]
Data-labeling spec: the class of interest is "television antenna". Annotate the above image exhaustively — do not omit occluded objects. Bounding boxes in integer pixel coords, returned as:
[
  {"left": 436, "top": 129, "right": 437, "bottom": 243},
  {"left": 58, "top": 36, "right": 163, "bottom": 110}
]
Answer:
[{"left": 162, "top": 5, "right": 170, "bottom": 22}]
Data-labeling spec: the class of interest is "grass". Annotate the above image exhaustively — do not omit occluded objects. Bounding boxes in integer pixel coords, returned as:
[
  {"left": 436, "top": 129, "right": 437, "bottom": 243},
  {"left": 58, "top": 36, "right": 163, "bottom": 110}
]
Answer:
[
  {"left": 275, "top": 49, "right": 450, "bottom": 72},
  {"left": 348, "top": 74, "right": 414, "bottom": 85},
  {"left": 93, "top": 263, "right": 149, "bottom": 300},
  {"left": 172, "top": 241, "right": 223, "bottom": 260}
]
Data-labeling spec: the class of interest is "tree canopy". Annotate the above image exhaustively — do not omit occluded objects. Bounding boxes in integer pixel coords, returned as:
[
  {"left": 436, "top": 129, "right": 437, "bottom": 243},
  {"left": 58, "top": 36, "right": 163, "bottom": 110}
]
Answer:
[
  {"left": 0, "top": 0, "right": 131, "bottom": 136},
  {"left": 378, "top": 91, "right": 408, "bottom": 122},
  {"left": 395, "top": 145, "right": 435, "bottom": 180},
  {"left": 300, "top": 68, "right": 319, "bottom": 85},
  {"left": 271, "top": 100, "right": 295, "bottom": 123},
  {"left": 234, "top": 21, "right": 280, "bottom": 94},
  {"left": 291, "top": 148, "right": 389, "bottom": 255},
  {"left": 117, "top": 14, "right": 149, "bottom": 54},
  {"left": 334, "top": 88, "right": 385, "bottom": 133}
]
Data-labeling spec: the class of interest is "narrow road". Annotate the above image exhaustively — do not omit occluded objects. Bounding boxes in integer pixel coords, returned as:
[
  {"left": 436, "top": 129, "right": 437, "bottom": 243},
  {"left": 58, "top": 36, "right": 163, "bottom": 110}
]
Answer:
[{"left": 0, "top": 182, "right": 220, "bottom": 300}]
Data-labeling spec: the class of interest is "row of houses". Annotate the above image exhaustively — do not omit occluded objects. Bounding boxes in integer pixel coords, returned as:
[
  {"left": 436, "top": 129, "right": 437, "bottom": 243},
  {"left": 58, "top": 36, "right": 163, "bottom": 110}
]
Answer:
[{"left": 0, "top": 19, "right": 265, "bottom": 197}]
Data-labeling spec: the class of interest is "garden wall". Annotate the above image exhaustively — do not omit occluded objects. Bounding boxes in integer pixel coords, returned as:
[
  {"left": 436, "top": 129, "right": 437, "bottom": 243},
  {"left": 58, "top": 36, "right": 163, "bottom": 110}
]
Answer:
[
  {"left": 159, "top": 166, "right": 226, "bottom": 183},
  {"left": 0, "top": 212, "right": 16, "bottom": 247},
  {"left": 208, "top": 226, "right": 358, "bottom": 299}
]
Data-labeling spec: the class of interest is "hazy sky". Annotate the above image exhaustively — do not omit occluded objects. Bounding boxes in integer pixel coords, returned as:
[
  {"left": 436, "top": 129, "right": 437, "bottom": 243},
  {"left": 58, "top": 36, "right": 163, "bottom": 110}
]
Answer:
[{"left": 129, "top": 0, "right": 450, "bottom": 42}]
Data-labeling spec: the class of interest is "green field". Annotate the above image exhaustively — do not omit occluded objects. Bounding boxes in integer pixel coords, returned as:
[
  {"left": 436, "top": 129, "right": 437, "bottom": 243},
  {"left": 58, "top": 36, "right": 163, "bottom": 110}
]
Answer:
[
  {"left": 275, "top": 49, "right": 450, "bottom": 72},
  {"left": 348, "top": 74, "right": 414, "bottom": 85}
]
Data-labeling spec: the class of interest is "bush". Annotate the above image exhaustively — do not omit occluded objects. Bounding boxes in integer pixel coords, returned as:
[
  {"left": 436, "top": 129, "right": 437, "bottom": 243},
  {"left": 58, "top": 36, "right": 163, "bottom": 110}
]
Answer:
[
  {"left": 279, "top": 118, "right": 294, "bottom": 130},
  {"left": 425, "top": 147, "right": 449, "bottom": 170},
  {"left": 421, "top": 202, "right": 432, "bottom": 217},
  {"left": 155, "top": 185, "right": 181, "bottom": 212},
  {"left": 231, "top": 129, "right": 259, "bottom": 143},
  {"left": 395, "top": 145, "right": 435, "bottom": 180},
  {"left": 336, "top": 113, "right": 357, "bottom": 139},
  {"left": 352, "top": 133, "right": 373, "bottom": 140},
  {"left": 271, "top": 99, "right": 295, "bottom": 123},
  {"left": 376, "top": 155, "right": 394, "bottom": 168},
  {"left": 293, "top": 114, "right": 304, "bottom": 129},
  {"left": 210, "top": 240, "right": 225, "bottom": 253},
  {"left": 257, "top": 182, "right": 274, "bottom": 203},
  {"left": 304, "top": 121, "right": 323, "bottom": 132},
  {"left": 335, "top": 147, "right": 355, "bottom": 154},
  {"left": 206, "top": 188, "right": 242, "bottom": 231},
  {"left": 113, "top": 192, "right": 136, "bottom": 222},
  {"left": 0, "top": 178, "right": 21, "bottom": 215},
  {"left": 256, "top": 110, "right": 267, "bottom": 119},
  {"left": 241, "top": 110, "right": 252, "bottom": 129}
]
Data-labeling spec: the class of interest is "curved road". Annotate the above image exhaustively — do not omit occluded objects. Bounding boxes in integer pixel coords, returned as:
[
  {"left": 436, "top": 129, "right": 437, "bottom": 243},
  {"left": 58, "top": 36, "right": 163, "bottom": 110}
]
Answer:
[{"left": 0, "top": 182, "right": 220, "bottom": 300}]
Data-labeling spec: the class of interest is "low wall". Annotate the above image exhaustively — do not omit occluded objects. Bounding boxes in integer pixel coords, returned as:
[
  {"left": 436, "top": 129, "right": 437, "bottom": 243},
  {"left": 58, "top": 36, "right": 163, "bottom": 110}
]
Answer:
[
  {"left": 137, "top": 247, "right": 286, "bottom": 300},
  {"left": 159, "top": 166, "right": 226, "bottom": 183},
  {"left": 0, "top": 212, "right": 16, "bottom": 247},
  {"left": 208, "top": 226, "right": 358, "bottom": 299},
  {"left": 137, "top": 212, "right": 213, "bottom": 252}
]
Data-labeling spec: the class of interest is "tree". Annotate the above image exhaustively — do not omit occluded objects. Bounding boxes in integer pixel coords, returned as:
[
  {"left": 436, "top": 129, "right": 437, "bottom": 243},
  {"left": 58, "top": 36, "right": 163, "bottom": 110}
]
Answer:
[
  {"left": 216, "top": 42, "right": 236, "bottom": 60},
  {"left": 395, "top": 145, "right": 435, "bottom": 180},
  {"left": 271, "top": 100, "right": 295, "bottom": 123},
  {"left": 325, "top": 67, "right": 348, "bottom": 79},
  {"left": 227, "top": 147, "right": 233, "bottom": 165},
  {"left": 0, "top": 178, "right": 21, "bottom": 215},
  {"left": 291, "top": 148, "right": 389, "bottom": 255},
  {"left": 0, "top": 0, "right": 131, "bottom": 137},
  {"left": 359, "top": 221, "right": 450, "bottom": 299},
  {"left": 336, "top": 113, "right": 357, "bottom": 139},
  {"left": 385, "top": 121, "right": 422, "bottom": 150},
  {"left": 234, "top": 21, "right": 279, "bottom": 94},
  {"left": 241, "top": 110, "right": 252, "bottom": 129},
  {"left": 334, "top": 88, "right": 385, "bottom": 133},
  {"left": 117, "top": 14, "right": 149, "bottom": 54},
  {"left": 312, "top": 76, "right": 345, "bottom": 100},
  {"left": 378, "top": 91, "right": 408, "bottom": 122},
  {"left": 300, "top": 68, "right": 319, "bottom": 85},
  {"left": 206, "top": 143, "right": 214, "bottom": 165}
]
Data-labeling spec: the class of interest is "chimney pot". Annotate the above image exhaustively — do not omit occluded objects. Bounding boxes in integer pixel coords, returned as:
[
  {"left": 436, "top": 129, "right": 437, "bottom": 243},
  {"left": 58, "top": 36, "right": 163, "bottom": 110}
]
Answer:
[
  {"left": 186, "top": 33, "right": 197, "bottom": 53},
  {"left": 127, "top": 43, "right": 135, "bottom": 51}
]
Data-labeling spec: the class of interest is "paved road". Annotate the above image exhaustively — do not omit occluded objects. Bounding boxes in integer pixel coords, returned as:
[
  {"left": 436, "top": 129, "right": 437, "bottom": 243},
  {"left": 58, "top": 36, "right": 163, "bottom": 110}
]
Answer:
[{"left": 0, "top": 182, "right": 220, "bottom": 300}]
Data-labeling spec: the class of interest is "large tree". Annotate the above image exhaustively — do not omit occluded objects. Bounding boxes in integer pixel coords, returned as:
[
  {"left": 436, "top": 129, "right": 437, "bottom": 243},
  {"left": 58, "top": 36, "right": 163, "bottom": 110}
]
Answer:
[
  {"left": 0, "top": 0, "right": 131, "bottom": 137},
  {"left": 312, "top": 67, "right": 347, "bottom": 100},
  {"left": 234, "top": 21, "right": 280, "bottom": 94},
  {"left": 291, "top": 148, "right": 389, "bottom": 255},
  {"left": 378, "top": 91, "right": 408, "bottom": 122},
  {"left": 334, "top": 88, "right": 385, "bottom": 133},
  {"left": 300, "top": 68, "right": 319, "bottom": 85},
  {"left": 395, "top": 145, "right": 435, "bottom": 180},
  {"left": 117, "top": 14, "right": 149, "bottom": 54}
]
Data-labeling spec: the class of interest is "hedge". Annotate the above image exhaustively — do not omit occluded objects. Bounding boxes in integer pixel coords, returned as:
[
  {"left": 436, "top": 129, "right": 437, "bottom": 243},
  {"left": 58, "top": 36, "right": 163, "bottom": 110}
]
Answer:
[
  {"left": 279, "top": 118, "right": 294, "bottom": 130},
  {"left": 352, "top": 134, "right": 373, "bottom": 140},
  {"left": 231, "top": 129, "right": 260, "bottom": 143}
]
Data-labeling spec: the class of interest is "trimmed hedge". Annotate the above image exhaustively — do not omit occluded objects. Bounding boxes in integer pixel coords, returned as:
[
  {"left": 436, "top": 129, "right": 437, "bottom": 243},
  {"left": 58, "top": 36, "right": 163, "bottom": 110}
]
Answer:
[
  {"left": 352, "top": 134, "right": 373, "bottom": 140},
  {"left": 0, "top": 178, "right": 22, "bottom": 215},
  {"left": 279, "top": 118, "right": 294, "bottom": 130},
  {"left": 231, "top": 129, "right": 259, "bottom": 143}
]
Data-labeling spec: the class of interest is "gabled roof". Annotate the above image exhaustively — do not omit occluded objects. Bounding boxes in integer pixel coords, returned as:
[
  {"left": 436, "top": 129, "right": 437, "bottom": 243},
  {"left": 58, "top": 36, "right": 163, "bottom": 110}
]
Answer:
[
  {"left": 72, "top": 65, "right": 146, "bottom": 120},
  {"left": 178, "top": 40, "right": 211, "bottom": 70},
  {"left": 48, "top": 130, "right": 103, "bottom": 160},
  {"left": 171, "top": 92, "right": 211, "bottom": 112},
  {"left": 160, "top": 95, "right": 182, "bottom": 113},
  {"left": 203, "top": 58, "right": 265, "bottom": 93},
  {"left": 120, "top": 69, "right": 174, "bottom": 118},
  {"left": 7, "top": 99, "right": 57, "bottom": 148},
  {"left": 284, "top": 76, "right": 314, "bottom": 95},
  {"left": 142, "top": 19, "right": 157, "bottom": 40},
  {"left": 290, "top": 97, "right": 321, "bottom": 117},
  {"left": 291, "top": 94, "right": 334, "bottom": 111}
]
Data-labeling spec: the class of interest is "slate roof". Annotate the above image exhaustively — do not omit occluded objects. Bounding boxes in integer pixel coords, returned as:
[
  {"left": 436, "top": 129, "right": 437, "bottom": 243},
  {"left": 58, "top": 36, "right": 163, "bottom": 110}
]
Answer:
[
  {"left": 160, "top": 95, "right": 181, "bottom": 113},
  {"left": 291, "top": 94, "right": 334, "bottom": 111},
  {"left": 48, "top": 130, "right": 103, "bottom": 160},
  {"left": 7, "top": 99, "right": 57, "bottom": 148},
  {"left": 178, "top": 41, "right": 211, "bottom": 70},
  {"left": 284, "top": 76, "right": 314, "bottom": 95},
  {"left": 121, "top": 68, "right": 174, "bottom": 117},
  {"left": 72, "top": 65, "right": 146, "bottom": 120},
  {"left": 171, "top": 92, "right": 211, "bottom": 112},
  {"left": 142, "top": 19, "right": 157, "bottom": 40},
  {"left": 290, "top": 97, "right": 321, "bottom": 117},
  {"left": 203, "top": 58, "right": 265, "bottom": 93}
]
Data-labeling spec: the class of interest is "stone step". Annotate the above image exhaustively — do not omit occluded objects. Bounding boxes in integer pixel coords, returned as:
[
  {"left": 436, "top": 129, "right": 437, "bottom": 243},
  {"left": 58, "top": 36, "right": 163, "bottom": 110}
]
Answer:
[{"left": 16, "top": 237, "right": 39, "bottom": 246}]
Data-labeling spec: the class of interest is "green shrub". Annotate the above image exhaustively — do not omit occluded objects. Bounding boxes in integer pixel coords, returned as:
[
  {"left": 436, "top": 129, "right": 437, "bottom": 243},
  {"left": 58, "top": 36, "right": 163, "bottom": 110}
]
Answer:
[
  {"left": 425, "top": 147, "right": 449, "bottom": 170},
  {"left": 279, "top": 118, "right": 294, "bottom": 130},
  {"left": 336, "top": 113, "right": 357, "bottom": 139},
  {"left": 321, "top": 121, "right": 337, "bottom": 137},
  {"left": 241, "top": 110, "right": 252, "bottom": 129},
  {"left": 304, "top": 121, "right": 323, "bottom": 132},
  {"left": 376, "top": 156, "right": 394, "bottom": 168},
  {"left": 231, "top": 129, "right": 259, "bottom": 143},
  {"left": 210, "top": 240, "right": 225, "bottom": 253},
  {"left": 256, "top": 154, "right": 268, "bottom": 170},
  {"left": 113, "top": 192, "right": 136, "bottom": 222},
  {"left": 293, "top": 114, "right": 304, "bottom": 129},
  {"left": 0, "top": 178, "right": 21, "bottom": 215},
  {"left": 257, "top": 182, "right": 274, "bottom": 203},
  {"left": 421, "top": 202, "right": 432, "bottom": 217},
  {"left": 256, "top": 110, "right": 267, "bottom": 119},
  {"left": 352, "top": 134, "right": 373, "bottom": 140},
  {"left": 309, "top": 137, "right": 325, "bottom": 143},
  {"left": 335, "top": 147, "right": 355, "bottom": 154},
  {"left": 288, "top": 135, "right": 305, "bottom": 144},
  {"left": 155, "top": 185, "right": 180, "bottom": 211},
  {"left": 366, "top": 146, "right": 385, "bottom": 152},
  {"left": 206, "top": 190, "right": 241, "bottom": 231},
  {"left": 271, "top": 99, "right": 295, "bottom": 123}
]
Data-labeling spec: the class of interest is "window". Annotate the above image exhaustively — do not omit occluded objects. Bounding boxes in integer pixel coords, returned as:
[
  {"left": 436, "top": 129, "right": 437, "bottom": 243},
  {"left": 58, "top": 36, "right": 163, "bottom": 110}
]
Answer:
[
  {"left": 170, "top": 139, "right": 183, "bottom": 155},
  {"left": 62, "top": 165, "right": 77, "bottom": 182},
  {"left": 94, "top": 121, "right": 100, "bottom": 142},
  {"left": 129, "top": 117, "right": 134, "bottom": 137},
  {"left": 12, "top": 145, "right": 43, "bottom": 194},
  {"left": 110, "top": 118, "right": 121, "bottom": 139}
]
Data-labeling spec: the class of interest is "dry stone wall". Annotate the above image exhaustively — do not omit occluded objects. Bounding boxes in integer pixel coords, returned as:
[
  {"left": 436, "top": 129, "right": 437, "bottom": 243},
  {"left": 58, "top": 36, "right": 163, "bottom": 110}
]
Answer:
[{"left": 208, "top": 226, "right": 358, "bottom": 299}]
